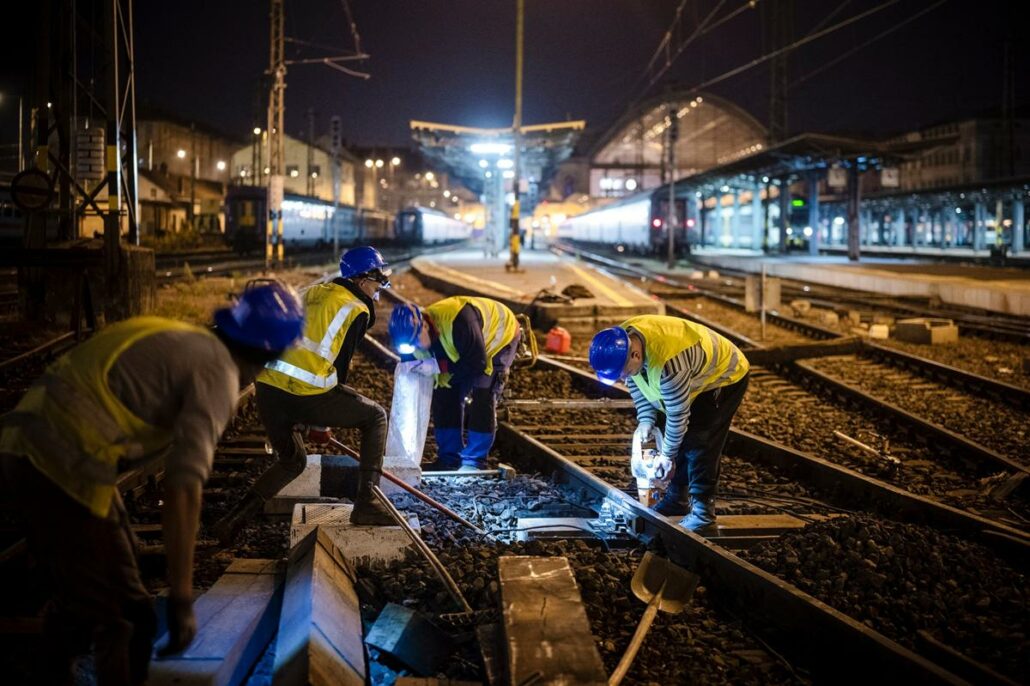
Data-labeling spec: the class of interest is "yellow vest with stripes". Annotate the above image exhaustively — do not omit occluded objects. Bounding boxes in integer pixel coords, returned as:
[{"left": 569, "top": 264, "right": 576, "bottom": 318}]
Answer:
[
  {"left": 425, "top": 296, "right": 518, "bottom": 377},
  {"left": 623, "top": 314, "right": 749, "bottom": 413},
  {"left": 257, "top": 283, "right": 369, "bottom": 396},
  {"left": 0, "top": 317, "right": 209, "bottom": 518}
]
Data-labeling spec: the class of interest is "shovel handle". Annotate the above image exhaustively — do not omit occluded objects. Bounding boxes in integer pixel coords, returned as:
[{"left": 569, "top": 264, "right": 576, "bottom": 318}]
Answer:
[
  {"left": 608, "top": 590, "right": 663, "bottom": 686},
  {"left": 327, "top": 437, "right": 486, "bottom": 535}
]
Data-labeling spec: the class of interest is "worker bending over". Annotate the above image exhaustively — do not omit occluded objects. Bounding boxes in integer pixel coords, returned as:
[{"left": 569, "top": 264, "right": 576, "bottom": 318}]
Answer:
[
  {"left": 388, "top": 296, "right": 521, "bottom": 471},
  {"left": 0, "top": 281, "right": 303, "bottom": 685},
  {"left": 215, "top": 247, "right": 396, "bottom": 538},
  {"left": 589, "top": 314, "right": 750, "bottom": 531}
]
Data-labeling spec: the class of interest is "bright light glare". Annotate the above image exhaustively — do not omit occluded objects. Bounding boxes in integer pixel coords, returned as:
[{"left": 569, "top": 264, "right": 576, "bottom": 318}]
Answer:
[
  {"left": 365, "top": 159, "right": 373, "bottom": 168},
  {"left": 176, "top": 149, "right": 187, "bottom": 159},
  {"left": 253, "top": 127, "right": 262, "bottom": 135},
  {"left": 625, "top": 179, "right": 638, "bottom": 191},
  {"left": 803, "top": 226, "right": 813, "bottom": 237},
  {"left": 443, "top": 190, "right": 451, "bottom": 198},
  {"left": 469, "top": 142, "right": 511, "bottom": 155},
  {"left": 375, "top": 159, "right": 384, "bottom": 168},
  {"left": 216, "top": 160, "right": 226, "bottom": 171},
  {"left": 478, "top": 159, "right": 488, "bottom": 169},
  {"left": 391, "top": 156, "right": 401, "bottom": 166},
  {"left": 397, "top": 343, "right": 416, "bottom": 355},
  {"left": 497, "top": 159, "right": 514, "bottom": 169},
  {"left": 425, "top": 172, "right": 435, "bottom": 181},
  {"left": 502, "top": 170, "right": 514, "bottom": 179}
]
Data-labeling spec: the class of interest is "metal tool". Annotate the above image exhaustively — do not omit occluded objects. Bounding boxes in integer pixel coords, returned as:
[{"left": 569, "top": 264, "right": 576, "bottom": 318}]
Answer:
[
  {"left": 608, "top": 552, "right": 699, "bottom": 686},
  {"left": 833, "top": 430, "right": 901, "bottom": 469},
  {"left": 630, "top": 426, "right": 668, "bottom": 507},
  {"left": 326, "top": 435, "right": 486, "bottom": 535},
  {"left": 371, "top": 485, "right": 473, "bottom": 614},
  {"left": 513, "top": 313, "right": 539, "bottom": 369}
]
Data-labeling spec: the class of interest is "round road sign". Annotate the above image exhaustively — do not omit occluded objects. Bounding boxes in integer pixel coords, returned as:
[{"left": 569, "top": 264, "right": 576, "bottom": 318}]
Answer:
[{"left": 10, "top": 169, "right": 54, "bottom": 212}]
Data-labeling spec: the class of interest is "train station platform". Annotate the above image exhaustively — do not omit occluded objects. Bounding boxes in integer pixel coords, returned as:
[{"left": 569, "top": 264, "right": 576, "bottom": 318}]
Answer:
[
  {"left": 682, "top": 250, "right": 1030, "bottom": 316},
  {"left": 410, "top": 248, "right": 663, "bottom": 333}
]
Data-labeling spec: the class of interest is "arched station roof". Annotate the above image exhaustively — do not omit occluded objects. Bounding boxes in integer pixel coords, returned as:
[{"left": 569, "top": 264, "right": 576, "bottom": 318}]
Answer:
[{"left": 592, "top": 91, "right": 767, "bottom": 175}]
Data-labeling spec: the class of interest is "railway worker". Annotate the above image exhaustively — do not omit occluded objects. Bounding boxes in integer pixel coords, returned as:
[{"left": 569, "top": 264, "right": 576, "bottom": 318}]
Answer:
[
  {"left": 0, "top": 281, "right": 304, "bottom": 685},
  {"left": 589, "top": 314, "right": 750, "bottom": 531},
  {"left": 388, "top": 296, "right": 521, "bottom": 471},
  {"left": 214, "top": 246, "right": 396, "bottom": 538}
]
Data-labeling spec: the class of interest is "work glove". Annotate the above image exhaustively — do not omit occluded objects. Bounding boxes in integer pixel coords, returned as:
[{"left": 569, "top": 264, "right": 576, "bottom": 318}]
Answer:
[
  {"left": 652, "top": 454, "right": 675, "bottom": 491},
  {"left": 632, "top": 422, "right": 659, "bottom": 447},
  {"left": 158, "top": 595, "right": 196, "bottom": 657},
  {"left": 305, "top": 426, "right": 333, "bottom": 444},
  {"left": 397, "top": 359, "right": 440, "bottom": 378}
]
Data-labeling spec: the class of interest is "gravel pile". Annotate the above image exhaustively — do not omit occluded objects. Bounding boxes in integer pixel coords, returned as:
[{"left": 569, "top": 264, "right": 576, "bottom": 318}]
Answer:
[
  {"left": 743, "top": 515, "right": 1028, "bottom": 682},
  {"left": 363, "top": 524, "right": 799, "bottom": 685},
  {"left": 737, "top": 370, "right": 1030, "bottom": 524},
  {"left": 877, "top": 337, "right": 1030, "bottom": 390},
  {"left": 667, "top": 296, "right": 811, "bottom": 346},
  {"left": 805, "top": 355, "right": 1029, "bottom": 462}
]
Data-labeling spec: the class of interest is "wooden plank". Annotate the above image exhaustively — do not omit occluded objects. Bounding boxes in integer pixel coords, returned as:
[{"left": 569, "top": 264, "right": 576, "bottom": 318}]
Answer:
[
  {"left": 498, "top": 556, "right": 607, "bottom": 686},
  {"left": 273, "top": 527, "right": 365, "bottom": 686},
  {"left": 150, "top": 559, "right": 283, "bottom": 686}
]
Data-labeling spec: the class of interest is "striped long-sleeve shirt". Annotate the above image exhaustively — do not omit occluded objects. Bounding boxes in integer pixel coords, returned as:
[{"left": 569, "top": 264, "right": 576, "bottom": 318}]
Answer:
[{"left": 627, "top": 342, "right": 708, "bottom": 459}]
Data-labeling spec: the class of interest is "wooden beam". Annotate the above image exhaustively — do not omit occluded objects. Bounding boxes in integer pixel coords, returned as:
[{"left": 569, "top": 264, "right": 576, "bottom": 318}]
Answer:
[{"left": 498, "top": 556, "right": 607, "bottom": 686}]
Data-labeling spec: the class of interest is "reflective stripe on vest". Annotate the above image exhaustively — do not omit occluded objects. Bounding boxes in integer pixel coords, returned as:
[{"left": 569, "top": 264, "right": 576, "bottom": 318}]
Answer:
[
  {"left": 256, "top": 284, "right": 368, "bottom": 396},
  {"left": 425, "top": 296, "right": 518, "bottom": 377},
  {"left": 0, "top": 317, "right": 206, "bottom": 518},
  {"left": 623, "top": 314, "right": 749, "bottom": 413}
]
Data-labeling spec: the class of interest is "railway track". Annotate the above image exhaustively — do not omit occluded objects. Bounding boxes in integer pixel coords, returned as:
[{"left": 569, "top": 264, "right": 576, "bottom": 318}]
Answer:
[{"left": 366, "top": 270, "right": 1027, "bottom": 685}]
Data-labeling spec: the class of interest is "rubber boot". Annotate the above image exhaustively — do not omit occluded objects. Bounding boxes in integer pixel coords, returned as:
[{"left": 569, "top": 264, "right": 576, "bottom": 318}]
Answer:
[
  {"left": 679, "top": 495, "right": 717, "bottom": 532},
  {"left": 349, "top": 470, "right": 397, "bottom": 526},
  {"left": 212, "top": 492, "right": 265, "bottom": 546},
  {"left": 652, "top": 485, "right": 691, "bottom": 516},
  {"left": 427, "top": 428, "right": 463, "bottom": 471},
  {"left": 459, "top": 430, "right": 494, "bottom": 471}
]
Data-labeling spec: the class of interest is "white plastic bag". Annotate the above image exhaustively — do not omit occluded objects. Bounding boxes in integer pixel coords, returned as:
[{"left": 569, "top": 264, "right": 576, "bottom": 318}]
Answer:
[{"left": 384, "top": 359, "right": 438, "bottom": 468}]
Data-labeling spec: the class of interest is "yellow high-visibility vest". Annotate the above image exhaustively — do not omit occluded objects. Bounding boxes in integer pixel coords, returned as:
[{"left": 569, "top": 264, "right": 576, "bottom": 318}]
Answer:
[
  {"left": 257, "top": 283, "right": 368, "bottom": 396},
  {"left": 622, "top": 314, "right": 749, "bottom": 413},
  {"left": 425, "top": 296, "right": 518, "bottom": 377},
  {"left": 0, "top": 317, "right": 211, "bottom": 518}
]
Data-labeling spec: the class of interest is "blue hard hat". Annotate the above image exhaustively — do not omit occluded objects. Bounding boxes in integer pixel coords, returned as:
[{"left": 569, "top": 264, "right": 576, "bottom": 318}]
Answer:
[
  {"left": 388, "top": 303, "right": 423, "bottom": 355},
  {"left": 340, "top": 245, "right": 390, "bottom": 282},
  {"left": 214, "top": 280, "right": 304, "bottom": 353},
  {"left": 589, "top": 327, "right": 630, "bottom": 385}
]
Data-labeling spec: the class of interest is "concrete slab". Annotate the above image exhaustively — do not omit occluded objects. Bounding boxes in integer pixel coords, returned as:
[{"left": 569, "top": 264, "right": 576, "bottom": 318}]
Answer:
[
  {"left": 274, "top": 528, "right": 365, "bottom": 686},
  {"left": 289, "top": 503, "right": 418, "bottom": 565},
  {"left": 410, "top": 249, "right": 662, "bottom": 332},
  {"left": 151, "top": 559, "right": 283, "bottom": 686},
  {"left": 498, "top": 556, "right": 607, "bottom": 686},
  {"left": 267, "top": 454, "right": 417, "bottom": 512}
]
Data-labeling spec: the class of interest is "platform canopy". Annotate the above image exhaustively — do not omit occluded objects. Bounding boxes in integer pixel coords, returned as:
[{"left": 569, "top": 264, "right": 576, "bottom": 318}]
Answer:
[{"left": 410, "top": 120, "right": 585, "bottom": 200}]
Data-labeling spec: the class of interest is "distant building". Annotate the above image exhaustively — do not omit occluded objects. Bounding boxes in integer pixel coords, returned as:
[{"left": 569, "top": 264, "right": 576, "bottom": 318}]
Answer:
[
  {"left": 887, "top": 119, "right": 1030, "bottom": 191},
  {"left": 230, "top": 134, "right": 358, "bottom": 207}
]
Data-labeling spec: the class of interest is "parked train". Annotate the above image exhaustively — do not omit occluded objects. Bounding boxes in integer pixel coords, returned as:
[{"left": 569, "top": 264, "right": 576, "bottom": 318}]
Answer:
[
  {"left": 560, "top": 186, "right": 829, "bottom": 254},
  {"left": 394, "top": 207, "right": 471, "bottom": 244},
  {"left": 557, "top": 189, "right": 693, "bottom": 256},
  {"left": 225, "top": 187, "right": 470, "bottom": 254}
]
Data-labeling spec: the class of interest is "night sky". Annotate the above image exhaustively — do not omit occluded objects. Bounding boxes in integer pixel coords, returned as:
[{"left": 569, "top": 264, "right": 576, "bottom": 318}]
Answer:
[{"left": 1, "top": 0, "right": 1027, "bottom": 150}]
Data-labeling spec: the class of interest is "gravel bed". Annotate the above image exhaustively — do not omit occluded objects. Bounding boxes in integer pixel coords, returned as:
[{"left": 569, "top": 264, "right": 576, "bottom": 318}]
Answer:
[
  {"left": 877, "top": 337, "right": 1030, "bottom": 390},
  {"left": 743, "top": 515, "right": 1028, "bottom": 682},
  {"left": 737, "top": 369, "right": 1030, "bottom": 525},
  {"left": 667, "top": 296, "right": 812, "bottom": 346},
  {"left": 362, "top": 481, "right": 800, "bottom": 685},
  {"left": 804, "top": 355, "right": 1030, "bottom": 463}
]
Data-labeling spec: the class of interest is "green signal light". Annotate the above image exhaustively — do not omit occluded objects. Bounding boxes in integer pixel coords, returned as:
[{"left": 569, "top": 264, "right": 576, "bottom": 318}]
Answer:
[{"left": 791, "top": 199, "right": 806, "bottom": 208}]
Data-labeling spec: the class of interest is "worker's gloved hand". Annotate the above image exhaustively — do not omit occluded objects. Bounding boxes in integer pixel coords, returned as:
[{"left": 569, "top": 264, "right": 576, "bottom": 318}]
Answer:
[
  {"left": 158, "top": 595, "right": 196, "bottom": 657},
  {"left": 633, "top": 422, "right": 658, "bottom": 446},
  {"left": 652, "top": 454, "right": 675, "bottom": 490},
  {"left": 399, "top": 358, "right": 440, "bottom": 377},
  {"left": 305, "top": 426, "right": 333, "bottom": 444}
]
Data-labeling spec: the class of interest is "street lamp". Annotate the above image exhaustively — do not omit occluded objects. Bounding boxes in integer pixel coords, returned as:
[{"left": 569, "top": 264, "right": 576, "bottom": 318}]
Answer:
[
  {"left": 216, "top": 160, "right": 227, "bottom": 172},
  {"left": 391, "top": 156, "right": 401, "bottom": 167},
  {"left": 176, "top": 149, "right": 187, "bottom": 159}
]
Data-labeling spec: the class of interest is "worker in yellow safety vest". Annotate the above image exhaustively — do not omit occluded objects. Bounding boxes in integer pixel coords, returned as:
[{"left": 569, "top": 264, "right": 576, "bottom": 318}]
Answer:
[
  {"left": 214, "top": 246, "right": 396, "bottom": 540},
  {"left": 388, "top": 296, "right": 521, "bottom": 471},
  {"left": 589, "top": 314, "right": 750, "bottom": 531},
  {"left": 0, "top": 281, "right": 303, "bottom": 685}
]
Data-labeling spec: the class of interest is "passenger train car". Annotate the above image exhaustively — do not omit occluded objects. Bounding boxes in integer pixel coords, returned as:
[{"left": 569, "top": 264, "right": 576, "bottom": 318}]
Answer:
[
  {"left": 394, "top": 207, "right": 471, "bottom": 245},
  {"left": 558, "top": 188, "right": 692, "bottom": 256},
  {"left": 225, "top": 186, "right": 395, "bottom": 255}
]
